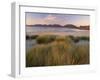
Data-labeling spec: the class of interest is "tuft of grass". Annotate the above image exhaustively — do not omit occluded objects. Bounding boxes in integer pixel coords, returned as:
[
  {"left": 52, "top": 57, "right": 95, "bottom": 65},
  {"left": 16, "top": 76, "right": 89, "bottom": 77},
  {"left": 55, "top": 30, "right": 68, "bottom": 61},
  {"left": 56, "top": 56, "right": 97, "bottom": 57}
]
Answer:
[
  {"left": 26, "top": 40, "right": 74, "bottom": 67},
  {"left": 71, "top": 44, "right": 89, "bottom": 64},
  {"left": 36, "top": 35, "right": 57, "bottom": 44},
  {"left": 26, "top": 35, "right": 30, "bottom": 40},
  {"left": 78, "top": 36, "right": 89, "bottom": 41},
  {"left": 69, "top": 35, "right": 89, "bottom": 43},
  {"left": 26, "top": 35, "right": 89, "bottom": 67},
  {"left": 26, "top": 35, "right": 38, "bottom": 40},
  {"left": 31, "top": 35, "right": 38, "bottom": 39}
]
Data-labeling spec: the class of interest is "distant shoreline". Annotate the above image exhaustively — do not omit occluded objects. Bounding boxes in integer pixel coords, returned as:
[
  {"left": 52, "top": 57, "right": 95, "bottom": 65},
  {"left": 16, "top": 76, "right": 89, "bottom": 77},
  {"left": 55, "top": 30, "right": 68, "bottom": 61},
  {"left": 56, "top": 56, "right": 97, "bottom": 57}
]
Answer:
[{"left": 26, "top": 24, "right": 90, "bottom": 30}]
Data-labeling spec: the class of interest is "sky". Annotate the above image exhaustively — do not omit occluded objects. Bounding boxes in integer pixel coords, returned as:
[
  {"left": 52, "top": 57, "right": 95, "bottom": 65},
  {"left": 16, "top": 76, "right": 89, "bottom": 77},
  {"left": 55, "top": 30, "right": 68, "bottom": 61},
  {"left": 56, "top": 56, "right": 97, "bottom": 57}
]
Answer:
[{"left": 26, "top": 12, "right": 90, "bottom": 27}]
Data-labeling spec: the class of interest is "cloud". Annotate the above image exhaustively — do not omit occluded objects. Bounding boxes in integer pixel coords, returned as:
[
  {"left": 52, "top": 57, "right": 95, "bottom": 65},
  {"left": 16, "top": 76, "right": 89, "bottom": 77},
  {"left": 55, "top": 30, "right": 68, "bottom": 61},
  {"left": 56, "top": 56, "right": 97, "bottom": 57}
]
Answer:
[
  {"left": 26, "top": 14, "right": 66, "bottom": 25},
  {"left": 43, "top": 14, "right": 67, "bottom": 25},
  {"left": 26, "top": 13, "right": 90, "bottom": 26},
  {"left": 44, "top": 14, "right": 57, "bottom": 21}
]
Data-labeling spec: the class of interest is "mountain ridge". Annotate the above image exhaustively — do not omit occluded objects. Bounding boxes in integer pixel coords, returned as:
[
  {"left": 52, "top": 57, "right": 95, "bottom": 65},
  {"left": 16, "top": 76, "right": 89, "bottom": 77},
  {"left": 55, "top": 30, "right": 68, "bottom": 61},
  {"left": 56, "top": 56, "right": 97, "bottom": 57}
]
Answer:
[{"left": 26, "top": 24, "right": 90, "bottom": 30}]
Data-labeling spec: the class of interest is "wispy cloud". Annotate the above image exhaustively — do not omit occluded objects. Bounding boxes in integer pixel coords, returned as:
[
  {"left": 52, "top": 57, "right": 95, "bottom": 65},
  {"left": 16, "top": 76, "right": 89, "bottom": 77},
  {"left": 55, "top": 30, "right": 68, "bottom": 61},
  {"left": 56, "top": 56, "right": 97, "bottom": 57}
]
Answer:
[{"left": 26, "top": 13, "right": 90, "bottom": 26}]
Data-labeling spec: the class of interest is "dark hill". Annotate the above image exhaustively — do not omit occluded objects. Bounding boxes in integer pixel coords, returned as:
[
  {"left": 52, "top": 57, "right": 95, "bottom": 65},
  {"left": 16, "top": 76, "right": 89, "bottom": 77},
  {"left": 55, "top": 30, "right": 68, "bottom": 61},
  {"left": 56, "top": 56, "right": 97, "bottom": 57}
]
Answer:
[{"left": 64, "top": 24, "right": 78, "bottom": 29}]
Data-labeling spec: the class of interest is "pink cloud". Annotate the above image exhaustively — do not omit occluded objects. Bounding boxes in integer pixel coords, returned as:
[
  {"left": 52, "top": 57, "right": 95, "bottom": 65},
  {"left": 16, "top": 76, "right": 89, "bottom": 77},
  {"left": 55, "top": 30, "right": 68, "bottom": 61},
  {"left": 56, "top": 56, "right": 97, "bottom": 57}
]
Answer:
[{"left": 26, "top": 14, "right": 67, "bottom": 25}]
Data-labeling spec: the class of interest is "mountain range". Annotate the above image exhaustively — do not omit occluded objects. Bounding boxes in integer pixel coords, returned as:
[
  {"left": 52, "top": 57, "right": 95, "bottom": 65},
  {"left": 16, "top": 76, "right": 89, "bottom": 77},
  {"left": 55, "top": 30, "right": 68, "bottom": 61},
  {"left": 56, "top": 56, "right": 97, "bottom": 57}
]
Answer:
[{"left": 26, "top": 24, "right": 90, "bottom": 30}]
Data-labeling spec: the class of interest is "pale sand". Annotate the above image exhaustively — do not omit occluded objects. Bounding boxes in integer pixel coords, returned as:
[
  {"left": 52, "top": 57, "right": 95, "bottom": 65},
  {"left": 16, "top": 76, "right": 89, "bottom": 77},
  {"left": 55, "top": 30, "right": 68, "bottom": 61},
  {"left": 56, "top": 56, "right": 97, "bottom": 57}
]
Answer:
[{"left": 27, "top": 31, "right": 89, "bottom": 37}]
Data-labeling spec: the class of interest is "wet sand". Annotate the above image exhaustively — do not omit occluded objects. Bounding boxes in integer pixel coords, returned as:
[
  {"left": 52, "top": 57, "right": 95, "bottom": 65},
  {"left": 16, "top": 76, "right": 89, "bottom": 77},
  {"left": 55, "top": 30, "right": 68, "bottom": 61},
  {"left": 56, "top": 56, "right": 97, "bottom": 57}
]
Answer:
[{"left": 27, "top": 31, "right": 89, "bottom": 37}]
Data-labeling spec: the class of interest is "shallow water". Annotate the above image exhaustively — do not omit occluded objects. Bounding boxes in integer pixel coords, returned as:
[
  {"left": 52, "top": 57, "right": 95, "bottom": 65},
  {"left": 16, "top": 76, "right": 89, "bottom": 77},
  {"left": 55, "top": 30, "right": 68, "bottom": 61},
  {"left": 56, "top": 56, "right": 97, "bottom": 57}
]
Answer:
[
  {"left": 26, "top": 26, "right": 89, "bottom": 37},
  {"left": 26, "top": 40, "right": 37, "bottom": 52}
]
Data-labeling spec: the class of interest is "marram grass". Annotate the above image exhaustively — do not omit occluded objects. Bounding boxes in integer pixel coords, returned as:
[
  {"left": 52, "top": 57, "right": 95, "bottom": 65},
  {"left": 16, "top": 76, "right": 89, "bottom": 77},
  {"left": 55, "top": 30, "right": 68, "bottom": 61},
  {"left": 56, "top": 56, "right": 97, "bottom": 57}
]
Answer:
[{"left": 26, "top": 35, "right": 89, "bottom": 67}]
